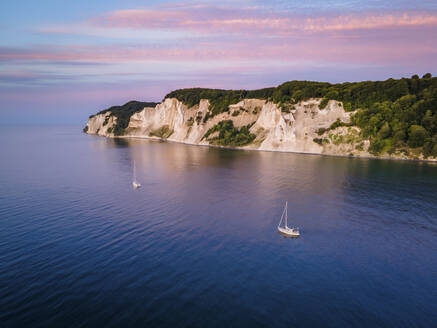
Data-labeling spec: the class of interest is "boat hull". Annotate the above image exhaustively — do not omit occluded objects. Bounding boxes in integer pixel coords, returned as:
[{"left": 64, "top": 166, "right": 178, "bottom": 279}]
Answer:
[
  {"left": 278, "top": 227, "right": 300, "bottom": 237},
  {"left": 132, "top": 182, "right": 141, "bottom": 189}
]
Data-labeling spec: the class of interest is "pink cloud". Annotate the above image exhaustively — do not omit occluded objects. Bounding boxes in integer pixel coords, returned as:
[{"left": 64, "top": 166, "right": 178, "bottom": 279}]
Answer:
[
  {"left": 1, "top": 35, "right": 435, "bottom": 66},
  {"left": 94, "top": 8, "right": 437, "bottom": 34},
  {"left": 4, "top": 5, "right": 436, "bottom": 86}
]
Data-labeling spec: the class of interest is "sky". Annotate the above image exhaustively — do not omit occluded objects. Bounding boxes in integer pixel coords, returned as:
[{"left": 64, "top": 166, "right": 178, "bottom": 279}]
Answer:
[{"left": 1, "top": 0, "right": 436, "bottom": 124}]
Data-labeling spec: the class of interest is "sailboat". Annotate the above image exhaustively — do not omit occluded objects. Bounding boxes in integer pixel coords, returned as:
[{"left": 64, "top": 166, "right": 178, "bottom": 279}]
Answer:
[
  {"left": 132, "top": 161, "right": 141, "bottom": 189},
  {"left": 278, "top": 201, "right": 300, "bottom": 237}
]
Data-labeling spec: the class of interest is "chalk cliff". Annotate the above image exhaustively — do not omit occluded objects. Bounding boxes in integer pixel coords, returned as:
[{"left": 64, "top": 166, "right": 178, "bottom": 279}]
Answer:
[{"left": 85, "top": 97, "right": 377, "bottom": 158}]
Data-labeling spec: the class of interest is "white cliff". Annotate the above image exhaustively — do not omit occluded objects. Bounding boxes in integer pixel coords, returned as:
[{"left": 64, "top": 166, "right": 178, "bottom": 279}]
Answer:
[
  {"left": 85, "top": 97, "right": 371, "bottom": 157},
  {"left": 85, "top": 112, "right": 117, "bottom": 136}
]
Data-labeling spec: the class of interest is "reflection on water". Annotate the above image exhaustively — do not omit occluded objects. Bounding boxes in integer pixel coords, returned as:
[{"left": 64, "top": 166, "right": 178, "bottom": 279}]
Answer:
[{"left": 0, "top": 126, "right": 436, "bottom": 328}]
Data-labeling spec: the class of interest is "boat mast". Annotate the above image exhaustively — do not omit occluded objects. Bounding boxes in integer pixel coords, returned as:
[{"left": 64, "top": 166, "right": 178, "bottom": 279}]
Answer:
[{"left": 133, "top": 161, "right": 136, "bottom": 182}]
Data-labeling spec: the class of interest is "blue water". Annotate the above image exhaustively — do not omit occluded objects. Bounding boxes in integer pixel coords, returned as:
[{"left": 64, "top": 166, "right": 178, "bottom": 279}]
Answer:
[{"left": 1, "top": 125, "right": 436, "bottom": 328}]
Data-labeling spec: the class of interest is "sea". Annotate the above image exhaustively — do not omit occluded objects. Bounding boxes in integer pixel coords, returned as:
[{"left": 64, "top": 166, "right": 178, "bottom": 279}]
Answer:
[{"left": 1, "top": 125, "right": 436, "bottom": 327}]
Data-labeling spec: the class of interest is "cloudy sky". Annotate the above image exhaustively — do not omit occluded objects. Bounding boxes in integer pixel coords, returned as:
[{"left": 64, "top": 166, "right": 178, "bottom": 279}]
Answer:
[{"left": 1, "top": 0, "right": 436, "bottom": 123}]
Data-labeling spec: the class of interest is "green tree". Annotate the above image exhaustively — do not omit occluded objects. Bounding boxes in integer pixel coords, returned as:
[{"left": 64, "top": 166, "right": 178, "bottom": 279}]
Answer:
[
  {"left": 393, "top": 129, "right": 406, "bottom": 145},
  {"left": 325, "top": 89, "right": 339, "bottom": 100},
  {"left": 291, "top": 90, "right": 304, "bottom": 103},
  {"left": 378, "top": 122, "right": 391, "bottom": 139},
  {"left": 433, "top": 144, "right": 437, "bottom": 157},
  {"left": 408, "top": 125, "right": 427, "bottom": 147},
  {"left": 422, "top": 140, "right": 434, "bottom": 158},
  {"left": 422, "top": 110, "right": 433, "bottom": 131},
  {"left": 369, "top": 138, "right": 385, "bottom": 154},
  {"left": 368, "top": 115, "right": 382, "bottom": 135}
]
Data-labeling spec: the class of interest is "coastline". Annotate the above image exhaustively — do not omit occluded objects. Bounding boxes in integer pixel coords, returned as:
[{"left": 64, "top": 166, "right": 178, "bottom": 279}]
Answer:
[
  {"left": 85, "top": 93, "right": 437, "bottom": 165},
  {"left": 87, "top": 132, "right": 437, "bottom": 164}
]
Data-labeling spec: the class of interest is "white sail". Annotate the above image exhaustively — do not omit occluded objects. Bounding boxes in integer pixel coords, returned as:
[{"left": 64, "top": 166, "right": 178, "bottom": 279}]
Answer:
[
  {"left": 278, "top": 202, "right": 286, "bottom": 228},
  {"left": 285, "top": 201, "right": 288, "bottom": 229},
  {"left": 132, "top": 161, "right": 141, "bottom": 189}
]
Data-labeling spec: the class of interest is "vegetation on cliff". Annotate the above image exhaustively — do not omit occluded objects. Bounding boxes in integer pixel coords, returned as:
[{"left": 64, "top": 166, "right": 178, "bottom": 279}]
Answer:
[
  {"left": 149, "top": 125, "right": 174, "bottom": 139},
  {"left": 349, "top": 75, "right": 437, "bottom": 157},
  {"left": 92, "top": 101, "right": 158, "bottom": 136},
  {"left": 164, "top": 88, "right": 275, "bottom": 116},
  {"left": 203, "top": 120, "right": 256, "bottom": 147}
]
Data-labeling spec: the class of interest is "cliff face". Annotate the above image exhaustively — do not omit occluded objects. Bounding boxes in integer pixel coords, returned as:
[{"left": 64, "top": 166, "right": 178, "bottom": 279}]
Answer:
[{"left": 85, "top": 97, "right": 378, "bottom": 158}]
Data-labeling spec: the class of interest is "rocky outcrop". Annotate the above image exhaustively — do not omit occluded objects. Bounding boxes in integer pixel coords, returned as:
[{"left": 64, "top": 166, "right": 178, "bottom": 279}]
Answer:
[{"left": 85, "top": 97, "right": 372, "bottom": 157}]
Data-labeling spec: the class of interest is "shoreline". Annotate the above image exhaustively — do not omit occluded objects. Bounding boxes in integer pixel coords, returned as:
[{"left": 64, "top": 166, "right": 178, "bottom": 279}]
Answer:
[{"left": 87, "top": 132, "right": 437, "bottom": 164}]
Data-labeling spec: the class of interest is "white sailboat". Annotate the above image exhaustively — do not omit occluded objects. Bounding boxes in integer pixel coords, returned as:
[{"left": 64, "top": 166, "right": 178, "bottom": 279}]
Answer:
[
  {"left": 132, "top": 161, "right": 141, "bottom": 189},
  {"left": 278, "top": 201, "right": 300, "bottom": 237}
]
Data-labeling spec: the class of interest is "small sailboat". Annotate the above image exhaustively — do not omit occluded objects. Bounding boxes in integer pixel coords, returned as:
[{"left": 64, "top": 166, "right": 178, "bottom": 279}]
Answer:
[
  {"left": 278, "top": 201, "right": 300, "bottom": 237},
  {"left": 132, "top": 161, "right": 141, "bottom": 189}
]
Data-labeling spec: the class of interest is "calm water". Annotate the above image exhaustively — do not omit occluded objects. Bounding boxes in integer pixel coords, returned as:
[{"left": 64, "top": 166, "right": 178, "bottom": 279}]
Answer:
[{"left": 1, "top": 126, "right": 436, "bottom": 328}]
